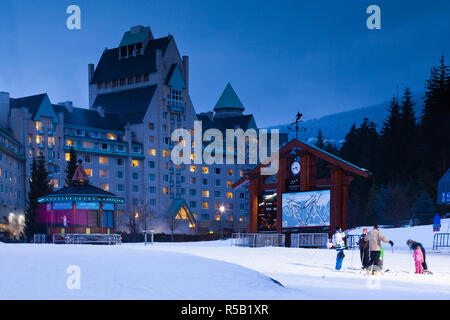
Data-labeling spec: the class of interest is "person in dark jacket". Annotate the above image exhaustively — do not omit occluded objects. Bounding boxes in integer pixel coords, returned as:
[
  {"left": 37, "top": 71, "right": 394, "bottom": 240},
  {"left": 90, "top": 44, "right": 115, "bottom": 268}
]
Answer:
[
  {"left": 358, "top": 228, "right": 370, "bottom": 269},
  {"left": 407, "top": 239, "right": 430, "bottom": 273}
]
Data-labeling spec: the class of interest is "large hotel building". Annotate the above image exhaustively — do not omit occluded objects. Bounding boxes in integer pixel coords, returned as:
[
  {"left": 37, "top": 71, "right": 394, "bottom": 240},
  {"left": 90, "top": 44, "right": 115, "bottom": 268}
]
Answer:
[{"left": 0, "top": 26, "right": 283, "bottom": 239}]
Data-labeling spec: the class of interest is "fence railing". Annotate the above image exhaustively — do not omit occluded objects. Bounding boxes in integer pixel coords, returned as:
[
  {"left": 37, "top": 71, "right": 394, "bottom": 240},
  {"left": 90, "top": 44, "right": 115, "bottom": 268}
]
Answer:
[
  {"left": 433, "top": 233, "right": 450, "bottom": 250},
  {"left": 290, "top": 233, "right": 329, "bottom": 248},
  {"left": 33, "top": 234, "right": 47, "bottom": 243},
  {"left": 346, "top": 234, "right": 360, "bottom": 249},
  {"left": 231, "top": 233, "right": 285, "bottom": 247},
  {"left": 52, "top": 233, "right": 122, "bottom": 245}
]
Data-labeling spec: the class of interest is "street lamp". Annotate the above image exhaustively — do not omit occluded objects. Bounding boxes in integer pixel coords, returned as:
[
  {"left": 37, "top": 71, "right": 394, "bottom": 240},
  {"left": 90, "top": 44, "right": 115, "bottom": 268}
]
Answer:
[{"left": 219, "top": 205, "right": 225, "bottom": 240}]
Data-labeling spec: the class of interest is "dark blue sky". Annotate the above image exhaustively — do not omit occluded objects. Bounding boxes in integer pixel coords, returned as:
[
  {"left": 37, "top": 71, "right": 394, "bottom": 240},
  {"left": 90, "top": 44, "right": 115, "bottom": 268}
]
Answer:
[{"left": 1, "top": 0, "right": 449, "bottom": 127}]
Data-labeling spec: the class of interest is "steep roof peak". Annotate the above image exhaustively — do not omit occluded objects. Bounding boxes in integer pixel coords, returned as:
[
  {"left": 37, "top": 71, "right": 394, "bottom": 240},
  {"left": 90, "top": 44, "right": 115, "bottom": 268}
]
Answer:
[{"left": 214, "top": 83, "right": 244, "bottom": 112}]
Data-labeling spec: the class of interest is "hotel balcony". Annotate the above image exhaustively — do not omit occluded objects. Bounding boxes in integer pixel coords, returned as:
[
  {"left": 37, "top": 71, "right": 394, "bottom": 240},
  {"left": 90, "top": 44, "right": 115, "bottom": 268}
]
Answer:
[{"left": 167, "top": 102, "right": 184, "bottom": 112}]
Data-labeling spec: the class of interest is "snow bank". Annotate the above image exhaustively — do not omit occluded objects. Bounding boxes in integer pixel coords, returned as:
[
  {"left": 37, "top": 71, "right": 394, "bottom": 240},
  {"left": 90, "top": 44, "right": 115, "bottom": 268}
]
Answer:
[
  {"left": 347, "top": 218, "right": 450, "bottom": 250},
  {"left": 0, "top": 244, "right": 290, "bottom": 300}
]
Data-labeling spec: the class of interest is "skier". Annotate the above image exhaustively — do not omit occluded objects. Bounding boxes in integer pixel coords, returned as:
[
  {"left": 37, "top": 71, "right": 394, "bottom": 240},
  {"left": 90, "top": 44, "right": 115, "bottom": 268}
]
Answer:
[
  {"left": 413, "top": 245, "right": 424, "bottom": 274},
  {"left": 407, "top": 239, "right": 431, "bottom": 274},
  {"left": 332, "top": 226, "right": 346, "bottom": 270},
  {"left": 357, "top": 228, "right": 370, "bottom": 269},
  {"left": 366, "top": 224, "right": 393, "bottom": 275},
  {"left": 433, "top": 214, "right": 441, "bottom": 232}
]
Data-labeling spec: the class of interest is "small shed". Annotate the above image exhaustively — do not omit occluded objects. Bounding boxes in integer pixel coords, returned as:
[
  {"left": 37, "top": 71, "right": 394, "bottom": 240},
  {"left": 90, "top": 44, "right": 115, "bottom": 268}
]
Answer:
[{"left": 438, "top": 169, "right": 450, "bottom": 205}]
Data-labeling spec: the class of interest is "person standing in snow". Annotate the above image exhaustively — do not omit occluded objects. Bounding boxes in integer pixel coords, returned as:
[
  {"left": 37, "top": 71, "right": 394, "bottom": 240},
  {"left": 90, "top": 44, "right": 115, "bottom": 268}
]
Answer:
[
  {"left": 407, "top": 239, "right": 430, "bottom": 274},
  {"left": 413, "top": 246, "right": 424, "bottom": 274},
  {"left": 358, "top": 228, "right": 369, "bottom": 269},
  {"left": 332, "top": 226, "right": 346, "bottom": 270},
  {"left": 366, "top": 224, "right": 393, "bottom": 274},
  {"left": 433, "top": 214, "right": 441, "bottom": 232}
]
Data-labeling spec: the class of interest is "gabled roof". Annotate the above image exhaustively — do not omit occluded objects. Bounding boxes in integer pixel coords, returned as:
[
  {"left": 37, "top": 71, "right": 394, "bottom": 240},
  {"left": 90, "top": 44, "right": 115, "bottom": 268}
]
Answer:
[
  {"left": 165, "top": 64, "right": 185, "bottom": 91},
  {"left": 119, "top": 26, "right": 152, "bottom": 47},
  {"left": 11, "top": 93, "right": 59, "bottom": 123},
  {"left": 439, "top": 169, "right": 450, "bottom": 183},
  {"left": 91, "top": 36, "right": 172, "bottom": 84},
  {"left": 168, "top": 199, "right": 197, "bottom": 226},
  {"left": 53, "top": 104, "right": 123, "bottom": 131},
  {"left": 197, "top": 113, "right": 256, "bottom": 133},
  {"left": 233, "top": 139, "right": 371, "bottom": 189},
  {"left": 214, "top": 83, "right": 244, "bottom": 112},
  {"left": 92, "top": 85, "right": 158, "bottom": 124},
  {"left": 10, "top": 93, "right": 47, "bottom": 116}
]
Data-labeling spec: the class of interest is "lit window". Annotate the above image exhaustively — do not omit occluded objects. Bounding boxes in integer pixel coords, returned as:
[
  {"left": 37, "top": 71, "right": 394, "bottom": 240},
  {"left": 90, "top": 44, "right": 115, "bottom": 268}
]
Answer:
[
  {"left": 163, "top": 187, "right": 169, "bottom": 194},
  {"left": 202, "top": 202, "right": 209, "bottom": 209},
  {"left": 215, "top": 214, "right": 221, "bottom": 221},
  {"left": 190, "top": 166, "right": 196, "bottom": 173},
  {"left": 99, "top": 157, "right": 108, "bottom": 165},
  {"left": 65, "top": 153, "right": 70, "bottom": 161},
  {"left": 202, "top": 190, "right": 210, "bottom": 198},
  {"left": 101, "top": 184, "right": 109, "bottom": 191},
  {"left": 66, "top": 139, "right": 73, "bottom": 146},
  {"left": 228, "top": 169, "right": 233, "bottom": 176},
  {"left": 240, "top": 170, "right": 244, "bottom": 177},
  {"left": 202, "top": 167, "right": 209, "bottom": 174},
  {"left": 227, "top": 192, "right": 233, "bottom": 199},
  {"left": 227, "top": 181, "right": 232, "bottom": 188},
  {"left": 85, "top": 169, "right": 93, "bottom": 176},
  {"left": 35, "top": 121, "right": 43, "bottom": 131},
  {"left": 48, "top": 137, "right": 55, "bottom": 146},
  {"left": 36, "top": 135, "right": 43, "bottom": 144},
  {"left": 132, "top": 160, "right": 139, "bottom": 167},
  {"left": 190, "top": 153, "right": 195, "bottom": 161},
  {"left": 148, "top": 148, "right": 156, "bottom": 156},
  {"left": 83, "top": 141, "right": 92, "bottom": 148},
  {"left": 107, "top": 133, "right": 117, "bottom": 140},
  {"left": 100, "top": 169, "right": 108, "bottom": 177},
  {"left": 162, "top": 149, "right": 169, "bottom": 157},
  {"left": 53, "top": 179, "right": 59, "bottom": 188}
]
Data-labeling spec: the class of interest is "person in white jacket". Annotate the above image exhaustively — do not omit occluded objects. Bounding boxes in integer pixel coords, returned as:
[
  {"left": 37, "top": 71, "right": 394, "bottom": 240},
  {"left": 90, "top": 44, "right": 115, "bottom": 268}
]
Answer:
[{"left": 332, "top": 226, "right": 346, "bottom": 270}]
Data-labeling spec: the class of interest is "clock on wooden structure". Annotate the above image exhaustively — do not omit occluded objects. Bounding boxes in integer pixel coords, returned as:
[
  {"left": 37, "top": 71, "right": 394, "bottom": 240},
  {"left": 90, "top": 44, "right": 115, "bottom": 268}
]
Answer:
[{"left": 291, "top": 161, "right": 300, "bottom": 175}]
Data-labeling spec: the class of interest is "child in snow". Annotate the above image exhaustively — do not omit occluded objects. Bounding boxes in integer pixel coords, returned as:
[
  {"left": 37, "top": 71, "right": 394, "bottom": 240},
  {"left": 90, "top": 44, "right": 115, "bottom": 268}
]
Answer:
[
  {"left": 413, "top": 246, "right": 424, "bottom": 274},
  {"left": 332, "top": 226, "right": 346, "bottom": 270}
]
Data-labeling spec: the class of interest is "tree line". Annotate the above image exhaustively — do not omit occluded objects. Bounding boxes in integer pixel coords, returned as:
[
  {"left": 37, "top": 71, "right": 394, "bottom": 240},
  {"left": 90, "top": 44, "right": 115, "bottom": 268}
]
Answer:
[{"left": 315, "top": 57, "right": 450, "bottom": 227}]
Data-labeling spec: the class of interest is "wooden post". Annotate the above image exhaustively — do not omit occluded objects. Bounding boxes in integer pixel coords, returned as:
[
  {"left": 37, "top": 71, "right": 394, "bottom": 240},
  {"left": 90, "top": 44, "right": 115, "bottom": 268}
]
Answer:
[
  {"left": 248, "top": 176, "right": 260, "bottom": 233},
  {"left": 276, "top": 156, "right": 288, "bottom": 233},
  {"left": 99, "top": 202, "right": 103, "bottom": 234},
  {"left": 329, "top": 166, "right": 343, "bottom": 234}
]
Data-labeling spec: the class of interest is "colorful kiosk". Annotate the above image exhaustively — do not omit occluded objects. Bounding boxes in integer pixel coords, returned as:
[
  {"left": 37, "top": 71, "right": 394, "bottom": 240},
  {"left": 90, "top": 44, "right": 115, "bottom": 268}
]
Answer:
[
  {"left": 232, "top": 139, "right": 371, "bottom": 241},
  {"left": 37, "top": 160, "right": 124, "bottom": 237}
]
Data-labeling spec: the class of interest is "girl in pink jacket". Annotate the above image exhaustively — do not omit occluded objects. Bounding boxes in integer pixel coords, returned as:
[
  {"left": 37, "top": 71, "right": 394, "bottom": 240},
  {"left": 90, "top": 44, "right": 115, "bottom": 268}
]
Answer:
[{"left": 413, "top": 247, "right": 424, "bottom": 274}]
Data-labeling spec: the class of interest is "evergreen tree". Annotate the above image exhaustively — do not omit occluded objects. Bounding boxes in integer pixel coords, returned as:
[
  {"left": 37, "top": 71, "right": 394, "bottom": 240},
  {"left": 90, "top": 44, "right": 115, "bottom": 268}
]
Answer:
[
  {"left": 411, "top": 191, "right": 436, "bottom": 225},
  {"left": 379, "top": 97, "right": 403, "bottom": 186},
  {"left": 65, "top": 147, "right": 78, "bottom": 186},
  {"left": 315, "top": 129, "right": 325, "bottom": 149},
  {"left": 373, "top": 185, "right": 410, "bottom": 227},
  {"left": 23, "top": 157, "right": 54, "bottom": 240},
  {"left": 399, "top": 88, "right": 419, "bottom": 189},
  {"left": 420, "top": 56, "right": 450, "bottom": 199}
]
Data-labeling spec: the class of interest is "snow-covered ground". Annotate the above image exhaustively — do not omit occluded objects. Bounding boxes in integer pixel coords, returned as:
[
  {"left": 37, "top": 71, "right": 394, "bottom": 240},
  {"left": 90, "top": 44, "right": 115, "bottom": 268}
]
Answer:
[{"left": 1, "top": 220, "right": 450, "bottom": 300}]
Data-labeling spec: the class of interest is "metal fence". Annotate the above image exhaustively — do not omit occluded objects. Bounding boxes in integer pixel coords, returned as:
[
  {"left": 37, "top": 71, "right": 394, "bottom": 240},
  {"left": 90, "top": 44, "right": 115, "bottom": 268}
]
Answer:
[
  {"left": 433, "top": 233, "right": 450, "bottom": 250},
  {"left": 33, "top": 234, "right": 47, "bottom": 243},
  {"left": 52, "top": 233, "right": 122, "bottom": 245},
  {"left": 231, "top": 233, "right": 285, "bottom": 247},
  {"left": 346, "top": 234, "right": 360, "bottom": 249},
  {"left": 290, "top": 233, "right": 329, "bottom": 248}
]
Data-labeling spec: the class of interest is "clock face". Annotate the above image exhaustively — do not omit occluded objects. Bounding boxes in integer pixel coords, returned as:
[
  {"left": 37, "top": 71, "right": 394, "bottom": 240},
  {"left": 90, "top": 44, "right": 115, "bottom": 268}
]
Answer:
[{"left": 291, "top": 161, "right": 300, "bottom": 175}]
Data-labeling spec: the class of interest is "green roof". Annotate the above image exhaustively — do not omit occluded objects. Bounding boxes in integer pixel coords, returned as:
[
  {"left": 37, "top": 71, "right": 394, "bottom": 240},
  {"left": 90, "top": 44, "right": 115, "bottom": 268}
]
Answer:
[
  {"left": 119, "top": 26, "right": 151, "bottom": 47},
  {"left": 214, "top": 83, "right": 244, "bottom": 112}
]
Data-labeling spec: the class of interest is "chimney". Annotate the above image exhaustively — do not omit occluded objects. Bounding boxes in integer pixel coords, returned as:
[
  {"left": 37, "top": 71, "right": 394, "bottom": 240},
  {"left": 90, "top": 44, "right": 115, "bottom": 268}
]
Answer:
[
  {"left": 182, "top": 56, "right": 189, "bottom": 91},
  {"left": 96, "top": 105, "right": 105, "bottom": 118},
  {"left": 88, "top": 63, "right": 95, "bottom": 83},
  {"left": 0, "top": 92, "right": 10, "bottom": 128},
  {"left": 59, "top": 101, "right": 73, "bottom": 112}
]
